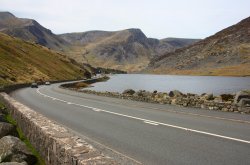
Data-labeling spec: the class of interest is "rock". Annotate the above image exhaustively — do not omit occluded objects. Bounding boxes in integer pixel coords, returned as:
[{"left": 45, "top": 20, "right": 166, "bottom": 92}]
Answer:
[
  {"left": 204, "top": 93, "right": 214, "bottom": 100},
  {"left": 162, "top": 93, "right": 168, "bottom": 99},
  {"left": 169, "top": 90, "right": 183, "bottom": 97},
  {"left": 122, "top": 89, "right": 135, "bottom": 95},
  {"left": 136, "top": 90, "right": 151, "bottom": 97},
  {"left": 0, "top": 123, "right": 17, "bottom": 138},
  {"left": 201, "top": 104, "right": 206, "bottom": 109},
  {"left": 0, "top": 162, "right": 27, "bottom": 165},
  {"left": 201, "top": 93, "right": 206, "bottom": 96},
  {"left": 0, "top": 136, "right": 37, "bottom": 164},
  {"left": 0, "top": 114, "right": 7, "bottom": 123},
  {"left": 213, "top": 96, "right": 222, "bottom": 103},
  {"left": 0, "top": 107, "right": 8, "bottom": 115},
  {"left": 187, "top": 93, "right": 195, "bottom": 97},
  {"left": 234, "top": 90, "right": 250, "bottom": 104},
  {"left": 238, "top": 98, "right": 250, "bottom": 107},
  {"left": 220, "top": 94, "right": 234, "bottom": 102},
  {"left": 171, "top": 99, "right": 177, "bottom": 105},
  {"left": 183, "top": 103, "right": 188, "bottom": 107},
  {"left": 239, "top": 107, "right": 250, "bottom": 113},
  {"left": 221, "top": 108, "right": 229, "bottom": 112}
]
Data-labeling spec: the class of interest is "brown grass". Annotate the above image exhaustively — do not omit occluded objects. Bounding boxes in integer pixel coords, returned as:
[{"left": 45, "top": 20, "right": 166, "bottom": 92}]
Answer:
[
  {"left": 74, "top": 82, "right": 89, "bottom": 89},
  {"left": 0, "top": 33, "right": 87, "bottom": 86}
]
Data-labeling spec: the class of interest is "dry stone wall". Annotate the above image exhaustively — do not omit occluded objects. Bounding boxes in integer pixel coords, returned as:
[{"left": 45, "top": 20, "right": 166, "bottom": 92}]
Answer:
[{"left": 0, "top": 93, "right": 117, "bottom": 165}]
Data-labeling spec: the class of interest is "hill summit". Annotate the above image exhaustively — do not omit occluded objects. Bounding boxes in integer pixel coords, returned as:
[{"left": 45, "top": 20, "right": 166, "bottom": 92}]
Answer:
[{"left": 0, "top": 12, "right": 68, "bottom": 50}]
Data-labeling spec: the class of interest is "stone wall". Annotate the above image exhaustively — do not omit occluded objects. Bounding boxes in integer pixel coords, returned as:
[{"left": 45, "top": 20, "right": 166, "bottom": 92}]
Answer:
[
  {"left": 79, "top": 89, "right": 250, "bottom": 114},
  {"left": 0, "top": 93, "right": 117, "bottom": 165}
]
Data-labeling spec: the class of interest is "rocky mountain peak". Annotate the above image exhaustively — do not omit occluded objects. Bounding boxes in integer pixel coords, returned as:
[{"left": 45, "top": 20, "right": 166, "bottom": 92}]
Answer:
[
  {"left": 0, "top": 12, "right": 15, "bottom": 20},
  {"left": 126, "top": 28, "right": 147, "bottom": 42}
]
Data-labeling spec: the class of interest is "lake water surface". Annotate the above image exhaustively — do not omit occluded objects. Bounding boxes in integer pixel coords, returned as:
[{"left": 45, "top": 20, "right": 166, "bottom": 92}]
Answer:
[{"left": 86, "top": 74, "right": 250, "bottom": 95}]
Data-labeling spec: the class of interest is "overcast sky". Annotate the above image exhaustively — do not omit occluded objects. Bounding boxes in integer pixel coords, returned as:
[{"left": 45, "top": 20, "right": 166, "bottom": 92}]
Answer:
[{"left": 1, "top": 0, "right": 249, "bottom": 39}]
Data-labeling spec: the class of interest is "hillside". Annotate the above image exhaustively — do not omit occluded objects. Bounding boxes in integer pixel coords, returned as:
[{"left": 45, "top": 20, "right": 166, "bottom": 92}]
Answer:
[
  {"left": 0, "top": 32, "right": 88, "bottom": 85},
  {"left": 0, "top": 12, "right": 199, "bottom": 72},
  {"left": 146, "top": 17, "right": 250, "bottom": 76},
  {"left": 0, "top": 12, "right": 68, "bottom": 50},
  {"left": 155, "top": 38, "right": 201, "bottom": 55},
  {"left": 60, "top": 29, "right": 154, "bottom": 72},
  {"left": 60, "top": 29, "right": 198, "bottom": 72}
]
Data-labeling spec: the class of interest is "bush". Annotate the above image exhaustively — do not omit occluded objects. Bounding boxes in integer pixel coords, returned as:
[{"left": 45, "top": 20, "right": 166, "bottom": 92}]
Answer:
[{"left": 74, "top": 82, "right": 89, "bottom": 89}]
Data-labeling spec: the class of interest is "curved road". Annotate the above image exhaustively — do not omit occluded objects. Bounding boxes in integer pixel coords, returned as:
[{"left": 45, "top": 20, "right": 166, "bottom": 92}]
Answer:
[{"left": 10, "top": 82, "right": 250, "bottom": 165}]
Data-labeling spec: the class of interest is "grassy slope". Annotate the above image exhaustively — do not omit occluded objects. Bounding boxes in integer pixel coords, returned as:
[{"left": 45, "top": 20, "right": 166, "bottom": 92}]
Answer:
[{"left": 0, "top": 33, "right": 86, "bottom": 85}]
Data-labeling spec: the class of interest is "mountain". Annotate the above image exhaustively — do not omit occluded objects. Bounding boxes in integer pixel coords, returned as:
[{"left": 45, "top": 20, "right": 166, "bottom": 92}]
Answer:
[
  {"left": 0, "top": 12, "right": 199, "bottom": 72},
  {"left": 0, "top": 12, "right": 68, "bottom": 50},
  {"left": 0, "top": 32, "right": 89, "bottom": 85},
  {"left": 146, "top": 17, "right": 250, "bottom": 76},
  {"left": 155, "top": 38, "right": 201, "bottom": 55},
  {"left": 60, "top": 29, "right": 154, "bottom": 72},
  {"left": 60, "top": 29, "right": 199, "bottom": 72}
]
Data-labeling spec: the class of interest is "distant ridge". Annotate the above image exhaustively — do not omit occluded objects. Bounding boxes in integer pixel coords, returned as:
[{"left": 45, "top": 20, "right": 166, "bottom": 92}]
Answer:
[
  {"left": 60, "top": 29, "right": 199, "bottom": 72},
  {"left": 146, "top": 17, "right": 250, "bottom": 76},
  {"left": 0, "top": 12, "right": 68, "bottom": 50}
]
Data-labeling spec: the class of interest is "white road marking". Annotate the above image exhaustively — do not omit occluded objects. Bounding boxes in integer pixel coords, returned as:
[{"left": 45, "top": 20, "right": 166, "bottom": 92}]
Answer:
[
  {"left": 37, "top": 87, "right": 250, "bottom": 144},
  {"left": 144, "top": 120, "right": 159, "bottom": 125},
  {"left": 92, "top": 108, "right": 102, "bottom": 112},
  {"left": 67, "top": 102, "right": 72, "bottom": 104}
]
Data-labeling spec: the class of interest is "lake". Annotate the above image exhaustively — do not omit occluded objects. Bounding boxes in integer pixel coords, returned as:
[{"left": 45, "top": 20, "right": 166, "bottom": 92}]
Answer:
[{"left": 85, "top": 74, "right": 250, "bottom": 95}]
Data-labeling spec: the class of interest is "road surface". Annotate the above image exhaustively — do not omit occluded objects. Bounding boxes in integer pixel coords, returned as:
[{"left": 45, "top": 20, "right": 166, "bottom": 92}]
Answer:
[{"left": 10, "top": 82, "right": 250, "bottom": 165}]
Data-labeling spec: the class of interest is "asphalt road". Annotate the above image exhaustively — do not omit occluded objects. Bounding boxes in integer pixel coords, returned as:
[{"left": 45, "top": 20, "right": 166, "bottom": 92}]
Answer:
[{"left": 10, "top": 82, "right": 250, "bottom": 165}]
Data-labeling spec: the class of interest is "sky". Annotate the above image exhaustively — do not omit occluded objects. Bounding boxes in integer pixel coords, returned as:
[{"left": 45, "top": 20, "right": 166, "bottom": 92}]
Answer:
[{"left": 0, "top": 0, "right": 249, "bottom": 39}]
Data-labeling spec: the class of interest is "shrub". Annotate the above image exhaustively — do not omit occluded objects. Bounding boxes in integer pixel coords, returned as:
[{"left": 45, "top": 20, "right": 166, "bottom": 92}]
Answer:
[{"left": 74, "top": 82, "right": 89, "bottom": 89}]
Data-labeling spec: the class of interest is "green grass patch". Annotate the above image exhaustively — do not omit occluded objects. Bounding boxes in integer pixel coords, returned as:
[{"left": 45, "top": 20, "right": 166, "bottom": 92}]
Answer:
[{"left": 0, "top": 102, "right": 45, "bottom": 165}]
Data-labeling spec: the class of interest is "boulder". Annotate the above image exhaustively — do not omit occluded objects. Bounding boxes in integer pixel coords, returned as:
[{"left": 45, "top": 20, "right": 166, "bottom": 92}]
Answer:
[
  {"left": 238, "top": 98, "right": 250, "bottom": 107},
  {"left": 0, "top": 123, "right": 17, "bottom": 138},
  {"left": 136, "top": 90, "right": 147, "bottom": 97},
  {"left": 220, "top": 94, "right": 234, "bottom": 102},
  {"left": 201, "top": 93, "right": 206, "bottom": 96},
  {"left": 203, "top": 93, "right": 214, "bottom": 100},
  {"left": 0, "top": 136, "right": 37, "bottom": 164},
  {"left": 162, "top": 93, "right": 168, "bottom": 99},
  {"left": 122, "top": 89, "right": 135, "bottom": 95},
  {"left": 0, "top": 114, "right": 7, "bottom": 123},
  {"left": 187, "top": 93, "right": 195, "bottom": 97},
  {"left": 234, "top": 90, "right": 250, "bottom": 104},
  {"left": 169, "top": 90, "right": 183, "bottom": 97}
]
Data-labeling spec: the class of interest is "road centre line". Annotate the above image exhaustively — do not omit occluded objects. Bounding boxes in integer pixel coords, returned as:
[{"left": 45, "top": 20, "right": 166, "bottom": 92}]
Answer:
[
  {"left": 52, "top": 86, "right": 250, "bottom": 124},
  {"left": 37, "top": 87, "right": 250, "bottom": 144},
  {"left": 144, "top": 121, "right": 159, "bottom": 125}
]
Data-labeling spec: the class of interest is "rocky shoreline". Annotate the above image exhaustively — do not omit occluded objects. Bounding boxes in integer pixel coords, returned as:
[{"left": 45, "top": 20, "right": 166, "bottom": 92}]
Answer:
[
  {"left": 78, "top": 89, "right": 250, "bottom": 114},
  {"left": 0, "top": 104, "right": 39, "bottom": 165}
]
